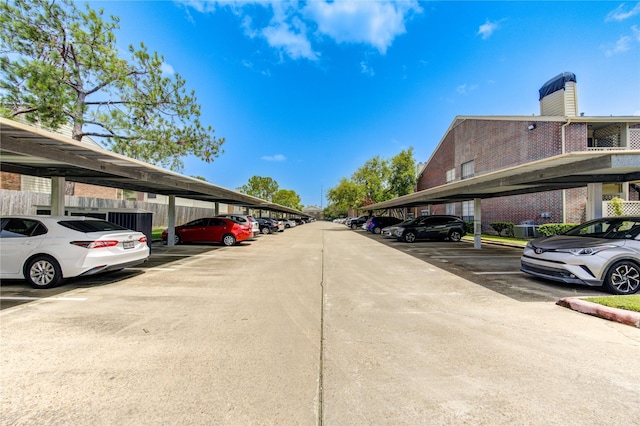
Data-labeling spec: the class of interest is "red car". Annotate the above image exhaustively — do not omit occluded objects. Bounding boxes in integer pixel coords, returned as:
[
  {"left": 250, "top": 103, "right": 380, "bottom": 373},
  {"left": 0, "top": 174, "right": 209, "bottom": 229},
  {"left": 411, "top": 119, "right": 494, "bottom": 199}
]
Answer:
[{"left": 162, "top": 217, "right": 252, "bottom": 246}]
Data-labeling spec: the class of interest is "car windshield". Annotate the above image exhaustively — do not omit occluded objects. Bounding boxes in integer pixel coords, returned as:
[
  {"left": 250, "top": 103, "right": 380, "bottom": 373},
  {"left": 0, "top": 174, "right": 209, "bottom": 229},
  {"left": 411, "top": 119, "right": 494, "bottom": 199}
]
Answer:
[
  {"left": 59, "top": 219, "right": 129, "bottom": 232},
  {"left": 564, "top": 218, "right": 640, "bottom": 239}
]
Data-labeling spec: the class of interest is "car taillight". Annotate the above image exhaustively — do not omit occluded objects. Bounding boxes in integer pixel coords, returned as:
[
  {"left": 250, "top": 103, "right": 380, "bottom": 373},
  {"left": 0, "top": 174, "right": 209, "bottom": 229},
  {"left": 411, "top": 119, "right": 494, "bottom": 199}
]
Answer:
[
  {"left": 139, "top": 236, "right": 147, "bottom": 243},
  {"left": 70, "top": 240, "right": 119, "bottom": 249}
]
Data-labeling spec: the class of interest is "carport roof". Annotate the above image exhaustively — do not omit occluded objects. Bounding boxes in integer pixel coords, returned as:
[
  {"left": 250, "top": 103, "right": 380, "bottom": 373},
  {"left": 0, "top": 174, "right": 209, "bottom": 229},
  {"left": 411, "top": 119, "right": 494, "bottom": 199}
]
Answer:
[
  {"left": 0, "top": 118, "right": 306, "bottom": 216},
  {"left": 366, "top": 150, "right": 640, "bottom": 210}
]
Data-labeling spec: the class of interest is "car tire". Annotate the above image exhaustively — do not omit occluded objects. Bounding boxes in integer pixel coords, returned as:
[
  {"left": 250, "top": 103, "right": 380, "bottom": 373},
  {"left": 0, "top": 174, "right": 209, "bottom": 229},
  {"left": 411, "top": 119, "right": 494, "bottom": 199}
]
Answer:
[
  {"left": 448, "top": 229, "right": 463, "bottom": 242},
  {"left": 403, "top": 231, "right": 416, "bottom": 243},
  {"left": 604, "top": 260, "right": 640, "bottom": 295},
  {"left": 351, "top": 223, "right": 357, "bottom": 230},
  {"left": 24, "top": 255, "right": 63, "bottom": 289},
  {"left": 373, "top": 227, "right": 381, "bottom": 234},
  {"left": 222, "top": 234, "right": 236, "bottom": 246},
  {"left": 262, "top": 227, "right": 271, "bottom": 235},
  {"left": 173, "top": 234, "right": 181, "bottom": 245}
]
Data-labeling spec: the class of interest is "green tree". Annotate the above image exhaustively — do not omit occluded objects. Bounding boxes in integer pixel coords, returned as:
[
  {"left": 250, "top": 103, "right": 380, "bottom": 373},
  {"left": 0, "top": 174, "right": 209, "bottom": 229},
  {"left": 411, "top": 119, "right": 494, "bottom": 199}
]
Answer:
[
  {"left": 351, "top": 156, "right": 391, "bottom": 205},
  {"left": 323, "top": 203, "right": 347, "bottom": 220},
  {"left": 388, "top": 147, "right": 416, "bottom": 197},
  {"left": 326, "top": 177, "right": 363, "bottom": 212},
  {"left": 239, "top": 176, "right": 279, "bottom": 201},
  {"left": 272, "top": 189, "right": 302, "bottom": 210},
  {"left": 0, "top": 0, "right": 223, "bottom": 172}
]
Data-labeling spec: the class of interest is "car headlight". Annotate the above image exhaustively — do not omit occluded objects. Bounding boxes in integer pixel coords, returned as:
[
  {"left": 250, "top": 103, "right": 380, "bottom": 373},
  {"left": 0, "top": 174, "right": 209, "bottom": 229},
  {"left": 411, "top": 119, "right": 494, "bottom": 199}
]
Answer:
[{"left": 556, "top": 245, "right": 617, "bottom": 256}]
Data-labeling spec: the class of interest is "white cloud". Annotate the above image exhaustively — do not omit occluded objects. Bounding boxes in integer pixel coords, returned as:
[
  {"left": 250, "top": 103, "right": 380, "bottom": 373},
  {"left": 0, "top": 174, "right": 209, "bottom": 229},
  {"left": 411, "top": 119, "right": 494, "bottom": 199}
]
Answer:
[
  {"left": 179, "top": 0, "right": 422, "bottom": 60},
  {"left": 605, "top": 3, "right": 640, "bottom": 22},
  {"left": 477, "top": 19, "right": 500, "bottom": 40},
  {"left": 360, "top": 60, "right": 375, "bottom": 76},
  {"left": 262, "top": 20, "right": 319, "bottom": 61},
  {"left": 160, "top": 62, "right": 175, "bottom": 75},
  {"left": 602, "top": 35, "right": 634, "bottom": 56},
  {"left": 456, "top": 83, "right": 478, "bottom": 95},
  {"left": 303, "top": 1, "right": 422, "bottom": 54},
  {"left": 262, "top": 154, "right": 286, "bottom": 162}
]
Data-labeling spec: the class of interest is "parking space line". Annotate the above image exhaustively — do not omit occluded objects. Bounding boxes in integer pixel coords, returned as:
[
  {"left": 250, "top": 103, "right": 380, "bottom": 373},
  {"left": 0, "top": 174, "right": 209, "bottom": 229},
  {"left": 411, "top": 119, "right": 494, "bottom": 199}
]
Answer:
[
  {"left": 473, "top": 271, "right": 523, "bottom": 275},
  {"left": 0, "top": 297, "right": 87, "bottom": 301},
  {"left": 127, "top": 267, "right": 177, "bottom": 271}
]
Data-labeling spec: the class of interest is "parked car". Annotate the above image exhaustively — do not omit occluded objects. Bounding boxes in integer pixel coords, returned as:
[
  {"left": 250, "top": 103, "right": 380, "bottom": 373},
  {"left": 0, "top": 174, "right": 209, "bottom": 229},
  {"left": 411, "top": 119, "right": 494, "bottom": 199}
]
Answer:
[
  {"left": 293, "top": 218, "right": 305, "bottom": 226},
  {"left": 381, "top": 219, "right": 414, "bottom": 238},
  {"left": 349, "top": 215, "right": 370, "bottom": 230},
  {"left": 273, "top": 219, "right": 285, "bottom": 232},
  {"left": 0, "top": 216, "right": 149, "bottom": 289},
  {"left": 256, "top": 218, "right": 280, "bottom": 234},
  {"left": 394, "top": 215, "right": 466, "bottom": 243},
  {"left": 520, "top": 216, "right": 640, "bottom": 295},
  {"left": 161, "top": 217, "right": 252, "bottom": 246},
  {"left": 366, "top": 216, "right": 404, "bottom": 234},
  {"left": 281, "top": 219, "right": 297, "bottom": 228},
  {"left": 216, "top": 214, "right": 260, "bottom": 237}
]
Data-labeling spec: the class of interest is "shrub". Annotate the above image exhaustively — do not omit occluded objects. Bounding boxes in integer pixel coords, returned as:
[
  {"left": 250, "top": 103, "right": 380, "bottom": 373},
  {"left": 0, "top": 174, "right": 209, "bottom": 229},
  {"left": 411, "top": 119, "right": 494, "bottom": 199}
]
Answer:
[
  {"left": 465, "top": 221, "right": 474, "bottom": 233},
  {"left": 490, "top": 222, "right": 514, "bottom": 237},
  {"left": 610, "top": 197, "right": 624, "bottom": 216},
  {"left": 537, "top": 223, "right": 578, "bottom": 236}
]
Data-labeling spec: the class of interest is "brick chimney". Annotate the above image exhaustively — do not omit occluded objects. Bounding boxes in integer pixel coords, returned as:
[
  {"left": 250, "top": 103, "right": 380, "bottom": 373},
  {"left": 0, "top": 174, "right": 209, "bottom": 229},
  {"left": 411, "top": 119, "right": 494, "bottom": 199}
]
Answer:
[{"left": 539, "top": 72, "right": 578, "bottom": 116}]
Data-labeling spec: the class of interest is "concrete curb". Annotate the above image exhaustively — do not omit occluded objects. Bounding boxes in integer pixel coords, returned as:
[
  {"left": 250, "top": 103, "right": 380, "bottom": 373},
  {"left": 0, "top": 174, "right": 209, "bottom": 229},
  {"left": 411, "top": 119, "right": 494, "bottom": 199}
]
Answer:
[{"left": 557, "top": 297, "right": 640, "bottom": 328}]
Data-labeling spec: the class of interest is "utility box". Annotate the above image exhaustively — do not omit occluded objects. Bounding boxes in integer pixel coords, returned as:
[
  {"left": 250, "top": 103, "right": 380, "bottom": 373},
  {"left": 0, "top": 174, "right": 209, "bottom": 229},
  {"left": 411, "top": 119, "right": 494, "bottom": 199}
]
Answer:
[
  {"left": 107, "top": 211, "right": 153, "bottom": 252},
  {"left": 514, "top": 224, "right": 539, "bottom": 239}
]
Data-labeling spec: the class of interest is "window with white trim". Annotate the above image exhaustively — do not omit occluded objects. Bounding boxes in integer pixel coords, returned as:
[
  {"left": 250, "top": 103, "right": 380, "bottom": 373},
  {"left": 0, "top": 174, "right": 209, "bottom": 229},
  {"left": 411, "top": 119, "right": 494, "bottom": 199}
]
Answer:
[
  {"left": 445, "top": 203, "right": 455, "bottom": 215},
  {"left": 462, "top": 200, "right": 474, "bottom": 221},
  {"left": 461, "top": 160, "right": 475, "bottom": 180},
  {"left": 446, "top": 168, "right": 456, "bottom": 183}
]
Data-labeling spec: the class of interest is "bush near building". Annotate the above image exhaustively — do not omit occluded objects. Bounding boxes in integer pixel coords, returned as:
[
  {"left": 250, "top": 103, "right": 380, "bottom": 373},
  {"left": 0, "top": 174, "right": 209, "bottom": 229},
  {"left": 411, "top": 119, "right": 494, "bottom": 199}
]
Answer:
[
  {"left": 490, "top": 222, "right": 515, "bottom": 237},
  {"left": 537, "top": 223, "right": 579, "bottom": 236}
]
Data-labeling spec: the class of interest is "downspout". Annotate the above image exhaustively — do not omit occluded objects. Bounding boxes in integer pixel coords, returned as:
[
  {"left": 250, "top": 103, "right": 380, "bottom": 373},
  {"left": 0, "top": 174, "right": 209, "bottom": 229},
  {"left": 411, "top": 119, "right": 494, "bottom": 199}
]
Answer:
[{"left": 560, "top": 118, "right": 572, "bottom": 223}]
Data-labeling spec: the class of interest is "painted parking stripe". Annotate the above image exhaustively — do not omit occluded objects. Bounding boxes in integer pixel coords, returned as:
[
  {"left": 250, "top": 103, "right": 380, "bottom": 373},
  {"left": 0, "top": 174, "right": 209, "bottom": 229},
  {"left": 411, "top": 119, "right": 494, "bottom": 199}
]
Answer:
[
  {"left": 0, "top": 297, "right": 87, "bottom": 301},
  {"left": 473, "top": 271, "right": 524, "bottom": 275},
  {"left": 127, "top": 267, "right": 177, "bottom": 271}
]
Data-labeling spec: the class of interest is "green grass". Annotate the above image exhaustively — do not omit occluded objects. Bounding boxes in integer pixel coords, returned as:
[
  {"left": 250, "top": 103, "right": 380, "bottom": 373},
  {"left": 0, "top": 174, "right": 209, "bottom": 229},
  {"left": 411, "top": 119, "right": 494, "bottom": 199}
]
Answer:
[
  {"left": 152, "top": 227, "right": 165, "bottom": 240},
  {"left": 584, "top": 295, "right": 640, "bottom": 313}
]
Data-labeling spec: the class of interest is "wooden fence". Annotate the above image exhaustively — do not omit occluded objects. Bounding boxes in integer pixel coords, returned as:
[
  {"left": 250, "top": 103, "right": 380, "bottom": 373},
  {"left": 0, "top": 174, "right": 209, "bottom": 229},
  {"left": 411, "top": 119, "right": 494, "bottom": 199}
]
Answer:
[{"left": 0, "top": 190, "right": 221, "bottom": 228}]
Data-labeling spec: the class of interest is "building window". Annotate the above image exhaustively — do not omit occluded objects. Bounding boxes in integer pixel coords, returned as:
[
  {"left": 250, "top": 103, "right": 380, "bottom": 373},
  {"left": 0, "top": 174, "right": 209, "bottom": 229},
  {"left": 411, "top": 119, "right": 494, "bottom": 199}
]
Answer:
[
  {"left": 445, "top": 203, "right": 455, "bottom": 215},
  {"left": 461, "top": 160, "right": 475, "bottom": 180},
  {"left": 446, "top": 168, "right": 456, "bottom": 183},
  {"left": 462, "top": 200, "right": 474, "bottom": 221},
  {"left": 147, "top": 193, "right": 157, "bottom": 199}
]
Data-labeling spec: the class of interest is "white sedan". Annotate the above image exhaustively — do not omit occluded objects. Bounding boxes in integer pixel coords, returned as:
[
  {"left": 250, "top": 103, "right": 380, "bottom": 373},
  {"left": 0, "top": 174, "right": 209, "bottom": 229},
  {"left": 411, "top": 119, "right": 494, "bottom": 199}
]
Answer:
[{"left": 0, "top": 216, "right": 149, "bottom": 289}]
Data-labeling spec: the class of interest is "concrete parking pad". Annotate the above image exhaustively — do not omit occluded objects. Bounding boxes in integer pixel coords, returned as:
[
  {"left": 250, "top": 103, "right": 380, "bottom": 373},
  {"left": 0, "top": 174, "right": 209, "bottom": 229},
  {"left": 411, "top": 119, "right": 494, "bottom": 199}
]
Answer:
[{"left": 1, "top": 222, "right": 639, "bottom": 424}]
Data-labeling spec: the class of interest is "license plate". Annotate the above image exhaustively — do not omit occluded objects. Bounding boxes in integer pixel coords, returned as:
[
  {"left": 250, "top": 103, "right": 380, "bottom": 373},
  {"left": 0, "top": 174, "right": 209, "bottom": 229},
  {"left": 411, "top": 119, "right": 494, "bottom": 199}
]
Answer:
[{"left": 123, "top": 241, "right": 135, "bottom": 249}]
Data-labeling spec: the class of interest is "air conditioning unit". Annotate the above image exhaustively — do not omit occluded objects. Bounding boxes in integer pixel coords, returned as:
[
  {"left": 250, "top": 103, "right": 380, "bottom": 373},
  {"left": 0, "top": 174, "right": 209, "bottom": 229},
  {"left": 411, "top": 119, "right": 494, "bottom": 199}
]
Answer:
[{"left": 514, "top": 225, "right": 539, "bottom": 239}]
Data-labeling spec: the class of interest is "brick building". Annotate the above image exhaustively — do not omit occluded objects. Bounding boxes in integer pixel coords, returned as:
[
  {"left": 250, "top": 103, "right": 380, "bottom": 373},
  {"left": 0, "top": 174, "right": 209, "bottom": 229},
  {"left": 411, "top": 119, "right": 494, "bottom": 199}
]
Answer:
[{"left": 414, "top": 72, "right": 640, "bottom": 230}]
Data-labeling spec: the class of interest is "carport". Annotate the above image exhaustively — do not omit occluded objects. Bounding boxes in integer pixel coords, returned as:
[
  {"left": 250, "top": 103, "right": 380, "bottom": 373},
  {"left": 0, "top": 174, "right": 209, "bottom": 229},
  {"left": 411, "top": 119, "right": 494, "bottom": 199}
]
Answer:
[
  {"left": 0, "top": 118, "right": 307, "bottom": 245},
  {"left": 366, "top": 151, "right": 640, "bottom": 248}
]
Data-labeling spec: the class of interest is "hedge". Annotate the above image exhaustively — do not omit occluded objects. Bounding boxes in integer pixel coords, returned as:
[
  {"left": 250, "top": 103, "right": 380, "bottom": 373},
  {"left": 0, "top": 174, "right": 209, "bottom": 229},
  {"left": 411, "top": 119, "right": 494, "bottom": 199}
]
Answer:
[
  {"left": 490, "top": 222, "right": 515, "bottom": 237},
  {"left": 537, "top": 223, "right": 578, "bottom": 236}
]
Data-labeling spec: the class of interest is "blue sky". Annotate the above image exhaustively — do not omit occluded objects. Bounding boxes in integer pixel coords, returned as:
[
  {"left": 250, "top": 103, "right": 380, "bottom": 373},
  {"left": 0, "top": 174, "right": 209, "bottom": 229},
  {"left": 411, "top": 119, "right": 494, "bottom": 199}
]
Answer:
[{"left": 95, "top": 1, "right": 640, "bottom": 208}]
